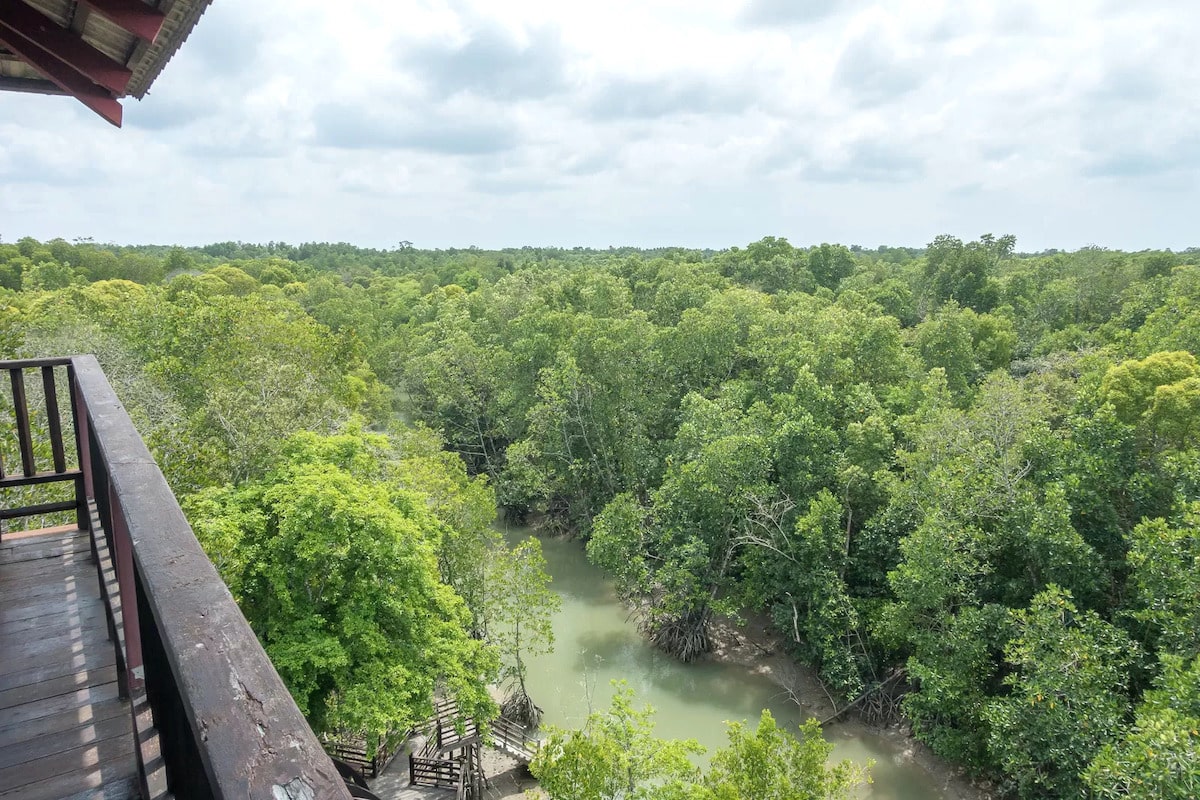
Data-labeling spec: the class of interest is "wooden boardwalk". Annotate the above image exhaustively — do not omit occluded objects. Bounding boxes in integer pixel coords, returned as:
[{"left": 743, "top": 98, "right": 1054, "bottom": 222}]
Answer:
[
  {"left": 368, "top": 735, "right": 455, "bottom": 800},
  {"left": 0, "top": 527, "right": 137, "bottom": 800}
]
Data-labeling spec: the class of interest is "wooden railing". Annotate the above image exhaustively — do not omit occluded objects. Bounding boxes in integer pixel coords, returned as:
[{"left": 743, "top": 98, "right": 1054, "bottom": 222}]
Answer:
[
  {"left": 456, "top": 749, "right": 478, "bottom": 800},
  {"left": 432, "top": 696, "right": 481, "bottom": 753},
  {"left": 410, "top": 698, "right": 479, "bottom": 794},
  {"left": 490, "top": 714, "right": 539, "bottom": 763},
  {"left": 325, "top": 728, "right": 407, "bottom": 779},
  {"left": 0, "top": 356, "right": 352, "bottom": 800},
  {"left": 406, "top": 697, "right": 517, "bottom": 799},
  {"left": 409, "top": 753, "right": 464, "bottom": 788},
  {"left": 0, "top": 357, "right": 87, "bottom": 533}
]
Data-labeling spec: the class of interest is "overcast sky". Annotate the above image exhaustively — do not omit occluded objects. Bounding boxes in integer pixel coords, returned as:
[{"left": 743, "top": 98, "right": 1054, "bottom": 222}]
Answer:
[{"left": 1, "top": 0, "right": 1197, "bottom": 251}]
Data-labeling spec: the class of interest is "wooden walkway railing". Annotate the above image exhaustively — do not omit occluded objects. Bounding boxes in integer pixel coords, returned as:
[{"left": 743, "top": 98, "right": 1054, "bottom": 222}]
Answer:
[
  {"left": 407, "top": 697, "right": 538, "bottom": 799},
  {"left": 431, "top": 696, "right": 481, "bottom": 753},
  {"left": 0, "top": 357, "right": 88, "bottom": 535},
  {"left": 0, "top": 356, "right": 352, "bottom": 799},
  {"left": 490, "top": 714, "right": 538, "bottom": 763},
  {"left": 325, "top": 728, "right": 408, "bottom": 779},
  {"left": 410, "top": 698, "right": 486, "bottom": 798},
  {"left": 411, "top": 701, "right": 470, "bottom": 791}
]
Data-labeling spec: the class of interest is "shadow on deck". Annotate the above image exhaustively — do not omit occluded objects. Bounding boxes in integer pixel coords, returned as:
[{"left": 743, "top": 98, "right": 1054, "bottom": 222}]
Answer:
[{"left": 0, "top": 525, "right": 135, "bottom": 799}]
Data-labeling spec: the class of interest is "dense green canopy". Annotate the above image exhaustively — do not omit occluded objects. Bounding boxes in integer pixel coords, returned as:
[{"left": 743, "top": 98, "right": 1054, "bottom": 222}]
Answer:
[
  {"left": 187, "top": 429, "right": 499, "bottom": 739},
  {"left": 5, "top": 234, "right": 1200, "bottom": 797}
]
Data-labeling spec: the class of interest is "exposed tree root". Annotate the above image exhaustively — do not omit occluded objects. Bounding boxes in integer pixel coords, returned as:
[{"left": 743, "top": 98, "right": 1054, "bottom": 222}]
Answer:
[
  {"left": 820, "top": 668, "right": 907, "bottom": 726},
  {"left": 501, "top": 689, "right": 543, "bottom": 729},
  {"left": 642, "top": 608, "right": 712, "bottom": 662}
]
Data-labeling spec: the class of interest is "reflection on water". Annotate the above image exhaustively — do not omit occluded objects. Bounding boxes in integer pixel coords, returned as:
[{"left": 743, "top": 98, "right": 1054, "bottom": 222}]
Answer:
[{"left": 500, "top": 522, "right": 957, "bottom": 800}]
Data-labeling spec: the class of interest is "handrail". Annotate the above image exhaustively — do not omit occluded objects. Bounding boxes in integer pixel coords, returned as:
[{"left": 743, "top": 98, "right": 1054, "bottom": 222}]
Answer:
[
  {"left": 1, "top": 356, "right": 351, "bottom": 799},
  {"left": 455, "top": 759, "right": 468, "bottom": 800},
  {"left": 491, "top": 715, "right": 538, "bottom": 761},
  {"left": 324, "top": 727, "right": 408, "bottom": 778},
  {"left": 0, "top": 356, "right": 86, "bottom": 530},
  {"left": 0, "top": 356, "right": 75, "bottom": 368}
]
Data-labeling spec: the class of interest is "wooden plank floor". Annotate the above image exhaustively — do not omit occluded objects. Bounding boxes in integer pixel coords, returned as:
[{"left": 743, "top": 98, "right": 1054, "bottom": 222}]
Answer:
[
  {"left": 366, "top": 732, "right": 458, "bottom": 800},
  {"left": 0, "top": 527, "right": 137, "bottom": 800}
]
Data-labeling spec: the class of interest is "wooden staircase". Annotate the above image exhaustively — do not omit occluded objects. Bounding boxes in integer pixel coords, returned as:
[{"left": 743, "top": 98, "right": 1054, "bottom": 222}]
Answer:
[
  {"left": 489, "top": 715, "right": 538, "bottom": 764},
  {"left": 408, "top": 698, "right": 539, "bottom": 799},
  {"left": 409, "top": 699, "right": 480, "bottom": 799}
]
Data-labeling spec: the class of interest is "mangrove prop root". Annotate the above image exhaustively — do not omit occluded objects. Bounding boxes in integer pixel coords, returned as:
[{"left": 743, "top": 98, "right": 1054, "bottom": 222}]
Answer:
[
  {"left": 642, "top": 610, "right": 712, "bottom": 662},
  {"left": 501, "top": 689, "right": 543, "bottom": 729},
  {"left": 820, "top": 668, "right": 907, "bottom": 726}
]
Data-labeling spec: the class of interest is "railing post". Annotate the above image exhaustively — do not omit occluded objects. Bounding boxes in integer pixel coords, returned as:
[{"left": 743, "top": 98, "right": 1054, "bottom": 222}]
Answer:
[
  {"left": 108, "top": 483, "right": 145, "bottom": 699},
  {"left": 9, "top": 367, "right": 36, "bottom": 477},
  {"left": 68, "top": 364, "right": 93, "bottom": 538}
]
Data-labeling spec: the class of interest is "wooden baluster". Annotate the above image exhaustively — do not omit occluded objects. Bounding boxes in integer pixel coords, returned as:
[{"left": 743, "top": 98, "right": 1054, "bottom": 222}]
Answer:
[
  {"left": 69, "top": 363, "right": 92, "bottom": 535},
  {"left": 10, "top": 368, "right": 35, "bottom": 476},
  {"left": 109, "top": 483, "right": 144, "bottom": 698},
  {"left": 42, "top": 365, "right": 67, "bottom": 473}
]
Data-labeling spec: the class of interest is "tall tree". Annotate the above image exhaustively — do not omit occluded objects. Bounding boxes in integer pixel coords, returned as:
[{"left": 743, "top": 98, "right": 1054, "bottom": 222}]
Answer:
[
  {"left": 486, "top": 537, "right": 560, "bottom": 727},
  {"left": 923, "top": 233, "right": 1013, "bottom": 311},
  {"left": 1085, "top": 654, "right": 1200, "bottom": 800},
  {"left": 1124, "top": 509, "right": 1200, "bottom": 657},
  {"left": 984, "top": 587, "right": 1136, "bottom": 800},
  {"left": 188, "top": 432, "right": 498, "bottom": 747}
]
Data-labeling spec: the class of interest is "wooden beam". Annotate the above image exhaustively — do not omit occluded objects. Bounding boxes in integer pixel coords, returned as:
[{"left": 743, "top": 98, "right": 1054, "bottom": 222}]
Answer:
[
  {"left": 0, "top": 500, "right": 78, "bottom": 520},
  {"left": 78, "top": 0, "right": 165, "bottom": 43},
  {"left": 0, "top": 32, "right": 121, "bottom": 125},
  {"left": 68, "top": 3, "right": 93, "bottom": 35},
  {"left": 0, "top": 3, "right": 132, "bottom": 94},
  {"left": 0, "top": 75, "right": 67, "bottom": 95}
]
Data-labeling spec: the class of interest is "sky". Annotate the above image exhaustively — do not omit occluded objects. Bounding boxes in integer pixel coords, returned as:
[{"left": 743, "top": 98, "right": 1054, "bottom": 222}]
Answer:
[{"left": 1, "top": 0, "right": 1198, "bottom": 252}]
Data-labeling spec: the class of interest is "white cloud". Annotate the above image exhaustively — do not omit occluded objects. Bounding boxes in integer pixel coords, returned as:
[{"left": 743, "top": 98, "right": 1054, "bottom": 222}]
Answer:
[{"left": 1, "top": 0, "right": 1198, "bottom": 251}]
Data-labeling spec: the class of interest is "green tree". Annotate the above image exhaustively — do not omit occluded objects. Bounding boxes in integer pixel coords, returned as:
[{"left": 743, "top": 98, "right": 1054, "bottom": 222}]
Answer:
[
  {"left": 715, "top": 236, "right": 812, "bottom": 294},
  {"left": 983, "top": 587, "right": 1136, "bottom": 799},
  {"left": 486, "top": 537, "right": 560, "bottom": 727},
  {"left": 1085, "top": 654, "right": 1200, "bottom": 800},
  {"left": 1143, "top": 376, "right": 1200, "bottom": 451},
  {"left": 164, "top": 246, "right": 195, "bottom": 276},
  {"left": 22, "top": 260, "right": 77, "bottom": 291},
  {"left": 923, "top": 233, "right": 1013, "bottom": 311},
  {"left": 189, "top": 433, "right": 498, "bottom": 746},
  {"left": 388, "top": 425, "right": 500, "bottom": 636},
  {"left": 1099, "top": 351, "right": 1199, "bottom": 425},
  {"left": 513, "top": 310, "right": 664, "bottom": 528},
  {"left": 590, "top": 393, "right": 773, "bottom": 661},
  {"left": 686, "top": 711, "right": 870, "bottom": 800},
  {"left": 738, "top": 491, "right": 862, "bottom": 696},
  {"left": 913, "top": 303, "right": 1016, "bottom": 401},
  {"left": 881, "top": 513, "right": 1008, "bottom": 767},
  {"left": 586, "top": 492, "right": 652, "bottom": 602},
  {"left": 807, "top": 243, "right": 856, "bottom": 291},
  {"left": 402, "top": 287, "right": 510, "bottom": 479},
  {"left": 1125, "top": 509, "right": 1200, "bottom": 657},
  {"left": 879, "top": 374, "right": 1069, "bottom": 766},
  {"left": 530, "top": 683, "right": 702, "bottom": 800}
]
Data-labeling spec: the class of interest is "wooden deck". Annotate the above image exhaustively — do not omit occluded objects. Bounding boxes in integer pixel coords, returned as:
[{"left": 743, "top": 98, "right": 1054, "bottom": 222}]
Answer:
[
  {"left": 0, "top": 526, "right": 137, "bottom": 800},
  {"left": 368, "top": 733, "right": 454, "bottom": 800}
]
